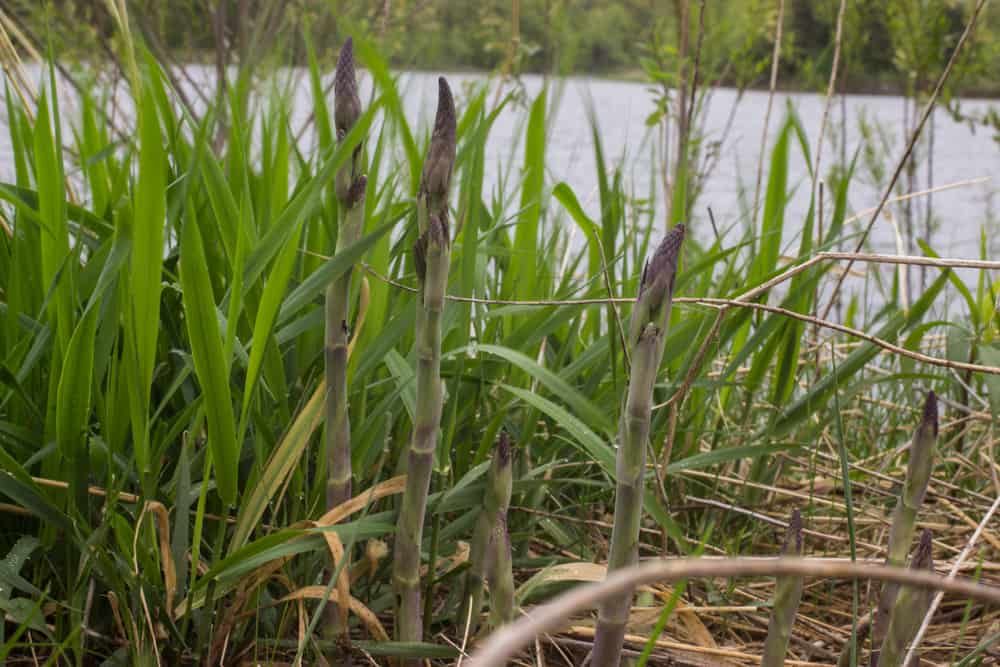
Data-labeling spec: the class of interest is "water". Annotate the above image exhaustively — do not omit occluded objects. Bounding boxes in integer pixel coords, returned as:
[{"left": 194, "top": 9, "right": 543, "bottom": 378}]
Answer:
[{"left": 3, "top": 66, "right": 999, "bottom": 263}]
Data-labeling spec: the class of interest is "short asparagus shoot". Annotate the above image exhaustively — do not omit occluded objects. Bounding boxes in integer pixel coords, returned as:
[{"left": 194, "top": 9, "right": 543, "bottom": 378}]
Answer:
[
  {"left": 877, "top": 529, "right": 935, "bottom": 667},
  {"left": 459, "top": 431, "right": 514, "bottom": 636},
  {"left": 762, "top": 508, "right": 805, "bottom": 667},
  {"left": 869, "top": 392, "right": 938, "bottom": 667}
]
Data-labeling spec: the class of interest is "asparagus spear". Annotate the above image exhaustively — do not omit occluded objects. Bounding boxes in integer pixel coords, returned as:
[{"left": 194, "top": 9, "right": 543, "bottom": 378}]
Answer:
[
  {"left": 870, "top": 392, "right": 938, "bottom": 666},
  {"left": 762, "top": 509, "right": 805, "bottom": 667},
  {"left": 323, "top": 38, "right": 366, "bottom": 645},
  {"left": 392, "top": 77, "right": 456, "bottom": 650},
  {"left": 459, "top": 432, "right": 514, "bottom": 635},
  {"left": 590, "top": 224, "right": 686, "bottom": 667},
  {"left": 326, "top": 36, "right": 365, "bottom": 512},
  {"left": 488, "top": 514, "right": 516, "bottom": 629},
  {"left": 877, "top": 529, "right": 935, "bottom": 667}
]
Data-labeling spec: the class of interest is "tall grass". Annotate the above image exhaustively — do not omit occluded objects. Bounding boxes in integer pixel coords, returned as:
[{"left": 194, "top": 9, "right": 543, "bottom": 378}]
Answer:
[{"left": 0, "top": 20, "right": 997, "bottom": 666}]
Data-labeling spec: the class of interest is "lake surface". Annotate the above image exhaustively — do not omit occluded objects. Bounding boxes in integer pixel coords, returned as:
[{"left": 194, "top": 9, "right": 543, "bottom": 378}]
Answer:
[{"left": 3, "top": 67, "right": 999, "bottom": 264}]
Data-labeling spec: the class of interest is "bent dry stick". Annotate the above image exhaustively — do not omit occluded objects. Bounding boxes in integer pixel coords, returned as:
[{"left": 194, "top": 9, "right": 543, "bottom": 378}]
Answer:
[{"left": 467, "top": 557, "right": 1000, "bottom": 667}]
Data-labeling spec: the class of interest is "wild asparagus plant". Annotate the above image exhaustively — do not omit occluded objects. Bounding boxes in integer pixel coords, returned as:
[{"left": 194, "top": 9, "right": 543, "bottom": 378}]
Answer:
[
  {"left": 488, "top": 514, "right": 516, "bottom": 629},
  {"left": 324, "top": 37, "right": 366, "bottom": 645},
  {"left": 326, "top": 37, "right": 365, "bottom": 511},
  {"left": 876, "top": 529, "right": 935, "bottom": 667},
  {"left": 762, "top": 509, "right": 805, "bottom": 667},
  {"left": 392, "top": 77, "right": 457, "bottom": 647},
  {"left": 590, "top": 224, "right": 686, "bottom": 667},
  {"left": 870, "top": 392, "right": 938, "bottom": 666},
  {"left": 459, "top": 431, "right": 514, "bottom": 635}
]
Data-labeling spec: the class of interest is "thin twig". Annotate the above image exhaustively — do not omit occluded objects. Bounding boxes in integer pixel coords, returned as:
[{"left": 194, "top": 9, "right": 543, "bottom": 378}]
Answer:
[
  {"left": 820, "top": 0, "right": 990, "bottom": 322},
  {"left": 690, "top": 296, "right": 1000, "bottom": 376},
  {"left": 352, "top": 250, "right": 1000, "bottom": 378}
]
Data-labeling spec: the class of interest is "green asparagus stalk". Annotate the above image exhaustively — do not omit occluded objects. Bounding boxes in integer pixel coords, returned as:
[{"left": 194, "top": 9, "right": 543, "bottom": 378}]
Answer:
[
  {"left": 876, "top": 529, "right": 935, "bottom": 667},
  {"left": 392, "top": 77, "right": 457, "bottom": 649},
  {"left": 590, "top": 224, "right": 686, "bottom": 667},
  {"left": 870, "top": 391, "right": 938, "bottom": 666},
  {"left": 488, "top": 514, "right": 516, "bottom": 629},
  {"left": 324, "top": 37, "right": 366, "bottom": 646},
  {"left": 762, "top": 509, "right": 805, "bottom": 667},
  {"left": 326, "top": 36, "right": 365, "bottom": 512},
  {"left": 459, "top": 431, "right": 514, "bottom": 636}
]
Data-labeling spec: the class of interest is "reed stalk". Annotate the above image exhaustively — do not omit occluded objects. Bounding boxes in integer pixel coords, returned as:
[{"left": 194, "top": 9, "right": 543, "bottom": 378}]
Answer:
[
  {"left": 870, "top": 392, "right": 937, "bottom": 666},
  {"left": 590, "top": 224, "right": 685, "bottom": 667},
  {"left": 323, "top": 37, "right": 366, "bottom": 646},
  {"left": 762, "top": 508, "right": 805, "bottom": 667},
  {"left": 876, "top": 529, "right": 935, "bottom": 667},
  {"left": 459, "top": 432, "right": 514, "bottom": 635},
  {"left": 392, "top": 77, "right": 456, "bottom": 649}
]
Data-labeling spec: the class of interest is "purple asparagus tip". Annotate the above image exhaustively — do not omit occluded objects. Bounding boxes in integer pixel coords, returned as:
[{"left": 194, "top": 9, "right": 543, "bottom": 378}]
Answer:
[
  {"left": 640, "top": 223, "right": 686, "bottom": 301},
  {"left": 420, "top": 77, "right": 457, "bottom": 207},
  {"left": 334, "top": 37, "right": 361, "bottom": 135},
  {"left": 911, "top": 528, "right": 934, "bottom": 570},
  {"left": 784, "top": 508, "right": 803, "bottom": 555},
  {"left": 922, "top": 391, "right": 938, "bottom": 438},
  {"left": 497, "top": 431, "right": 512, "bottom": 467}
]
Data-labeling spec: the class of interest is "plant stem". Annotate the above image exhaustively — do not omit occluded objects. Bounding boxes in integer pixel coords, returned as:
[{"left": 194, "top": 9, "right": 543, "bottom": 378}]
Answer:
[
  {"left": 762, "top": 508, "right": 805, "bottom": 667},
  {"left": 392, "top": 77, "right": 456, "bottom": 653},
  {"left": 488, "top": 515, "right": 515, "bottom": 628},
  {"left": 324, "top": 37, "right": 366, "bottom": 645},
  {"left": 460, "top": 431, "right": 514, "bottom": 635},
  {"left": 325, "top": 36, "right": 365, "bottom": 512},
  {"left": 591, "top": 224, "right": 685, "bottom": 667},
  {"left": 877, "top": 529, "right": 935, "bottom": 667},
  {"left": 870, "top": 391, "right": 937, "bottom": 666}
]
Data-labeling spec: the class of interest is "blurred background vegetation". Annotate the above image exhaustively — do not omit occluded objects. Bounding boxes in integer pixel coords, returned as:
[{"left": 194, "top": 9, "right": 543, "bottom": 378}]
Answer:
[{"left": 8, "top": 0, "right": 1000, "bottom": 96}]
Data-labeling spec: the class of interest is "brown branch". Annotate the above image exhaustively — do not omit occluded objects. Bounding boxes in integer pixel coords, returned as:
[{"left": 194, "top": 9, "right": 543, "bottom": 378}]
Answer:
[{"left": 466, "top": 557, "right": 1000, "bottom": 667}]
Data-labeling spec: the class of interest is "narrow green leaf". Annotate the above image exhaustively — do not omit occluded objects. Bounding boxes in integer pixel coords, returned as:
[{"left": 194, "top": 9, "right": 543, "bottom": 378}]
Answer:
[
  {"left": 179, "top": 214, "right": 239, "bottom": 505},
  {"left": 500, "top": 384, "right": 614, "bottom": 473},
  {"left": 230, "top": 381, "right": 324, "bottom": 551},
  {"left": 457, "top": 344, "right": 613, "bottom": 434}
]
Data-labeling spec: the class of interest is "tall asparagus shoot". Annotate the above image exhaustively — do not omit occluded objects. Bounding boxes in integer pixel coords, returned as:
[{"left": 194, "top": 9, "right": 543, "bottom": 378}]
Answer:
[
  {"left": 324, "top": 37, "right": 366, "bottom": 644},
  {"left": 392, "top": 77, "right": 456, "bottom": 647},
  {"left": 326, "top": 37, "right": 365, "bottom": 512},
  {"left": 762, "top": 509, "right": 805, "bottom": 667},
  {"left": 870, "top": 392, "right": 938, "bottom": 666},
  {"left": 876, "top": 529, "right": 935, "bottom": 667},
  {"left": 459, "top": 432, "right": 514, "bottom": 635},
  {"left": 590, "top": 224, "right": 686, "bottom": 667}
]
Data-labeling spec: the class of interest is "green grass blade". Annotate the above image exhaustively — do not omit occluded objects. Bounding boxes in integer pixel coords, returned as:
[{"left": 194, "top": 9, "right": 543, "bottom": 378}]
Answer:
[
  {"left": 771, "top": 269, "right": 950, "bottom": 437},
  {"left": 504, "top": 88, "right": 547, "bottom": 304},
  {"left": 230, "top": 381, "right": 325, "bottom": 551},
  {"left": 179, "top": 213, "right": 239, "bottom": 506}
]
